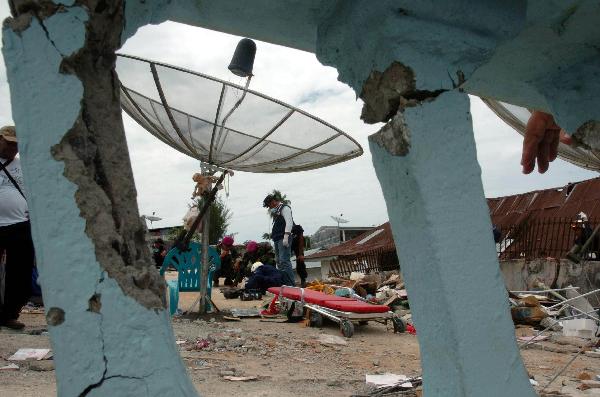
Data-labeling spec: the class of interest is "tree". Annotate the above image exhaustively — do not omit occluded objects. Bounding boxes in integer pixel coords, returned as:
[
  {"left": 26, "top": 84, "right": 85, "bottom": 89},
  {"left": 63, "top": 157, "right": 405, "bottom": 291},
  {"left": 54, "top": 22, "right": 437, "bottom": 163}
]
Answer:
[{"left": 271, "top": 189, "right": 290, "bottom": 205}]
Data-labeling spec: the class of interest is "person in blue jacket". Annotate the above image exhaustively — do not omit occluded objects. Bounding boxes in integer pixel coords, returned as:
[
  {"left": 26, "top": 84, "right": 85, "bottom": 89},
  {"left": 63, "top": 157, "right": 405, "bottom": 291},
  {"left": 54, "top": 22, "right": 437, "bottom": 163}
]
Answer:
[{"left": 244, "top": 261, "right": 283, "bottom": 293}]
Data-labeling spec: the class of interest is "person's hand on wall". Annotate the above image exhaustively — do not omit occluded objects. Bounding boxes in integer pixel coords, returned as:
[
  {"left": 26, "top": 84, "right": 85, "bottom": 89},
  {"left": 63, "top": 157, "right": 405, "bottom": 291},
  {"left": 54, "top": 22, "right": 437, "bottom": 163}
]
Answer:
[{"left": 521, "top": 111, "right": 573, "bottom": 174}]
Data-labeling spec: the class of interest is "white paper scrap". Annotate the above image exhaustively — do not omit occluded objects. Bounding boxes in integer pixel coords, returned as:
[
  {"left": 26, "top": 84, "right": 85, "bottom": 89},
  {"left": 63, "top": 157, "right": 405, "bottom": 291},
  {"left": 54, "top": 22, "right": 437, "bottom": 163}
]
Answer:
[
  {"left": 366, "top": 373, "right": 409, "bottom": 388},
  {"left": 8, "top": 348, "right": 51, "bottom": 361}
]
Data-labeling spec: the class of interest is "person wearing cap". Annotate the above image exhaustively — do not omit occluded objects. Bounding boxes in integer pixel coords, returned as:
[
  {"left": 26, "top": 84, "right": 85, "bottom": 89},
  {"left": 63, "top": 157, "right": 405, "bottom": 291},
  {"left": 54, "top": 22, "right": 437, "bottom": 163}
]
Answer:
[
  {"left": 213, "top": 235, "right": 238, "bottom": 287},
  {"left": 244, "top": 261, "right": 283, "bottom": 293},
  {"left": 0, "top": 126, "right": 35, "bottom": 330},
  {"left": 262, "top": 194, "right": 296, "bottom": 286},
  {"left": 571, "top": 212, "right": 594, "bottom": 248}
]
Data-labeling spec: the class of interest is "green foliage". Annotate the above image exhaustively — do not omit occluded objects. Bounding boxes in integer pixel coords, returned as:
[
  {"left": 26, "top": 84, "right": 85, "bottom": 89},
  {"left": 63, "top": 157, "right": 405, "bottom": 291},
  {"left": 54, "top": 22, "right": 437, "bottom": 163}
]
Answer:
[
  {"left": 262, "top": 232, "right": 271, "bottom": 240},
  {"left": 166, "top": 226, "right": 200, "bottom": 243},
  {"left": 196, "top": 195, "right": 232, "bottom": 244},
  {"left": 271, "top": 189, "right": 290, "bottom": 205},
  {"left": 303, "top": 235, "right": 311, "bottom": 250}
]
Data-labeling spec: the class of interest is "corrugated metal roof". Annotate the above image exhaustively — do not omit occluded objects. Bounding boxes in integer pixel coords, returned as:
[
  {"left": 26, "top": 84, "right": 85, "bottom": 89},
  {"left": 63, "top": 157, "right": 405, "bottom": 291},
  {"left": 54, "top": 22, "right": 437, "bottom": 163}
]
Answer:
[
  {"left": 489, "top": 177, "right": 600, "bottom": 225},
  {"left": 305, "top": 222, "right": 395, "bottom": 260},
  {"left": 305, "top": 178, "right": 600, "bottom": 262}
]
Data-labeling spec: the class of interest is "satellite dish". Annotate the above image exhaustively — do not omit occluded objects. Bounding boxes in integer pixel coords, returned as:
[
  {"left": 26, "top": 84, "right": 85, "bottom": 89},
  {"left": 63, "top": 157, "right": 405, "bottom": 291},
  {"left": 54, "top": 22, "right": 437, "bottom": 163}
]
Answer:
[
  {"left": 116, "top": 54, "right": 363, "bottom": 173},
  {"left": 331, "top": 215, "right": 349, "bottom": 224},
  {"left": 142, "top": 212, "right": 162, "bottom": 225},
  {"left": 481, "top": 98, "right": 600, "bottom": 172}
]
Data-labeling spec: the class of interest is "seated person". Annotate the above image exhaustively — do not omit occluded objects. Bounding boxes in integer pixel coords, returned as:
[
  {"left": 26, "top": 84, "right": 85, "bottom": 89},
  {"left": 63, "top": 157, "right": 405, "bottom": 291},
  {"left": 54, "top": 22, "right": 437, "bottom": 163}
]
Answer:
[
  {"left": 213, "top": 236, "right": 238, "bottom": 287},
  {"left": 234, "top": 240, "right": 277, "bottom": 285},
  {"left": 244, "top": 261, "right": 283, "bottom": 293}
]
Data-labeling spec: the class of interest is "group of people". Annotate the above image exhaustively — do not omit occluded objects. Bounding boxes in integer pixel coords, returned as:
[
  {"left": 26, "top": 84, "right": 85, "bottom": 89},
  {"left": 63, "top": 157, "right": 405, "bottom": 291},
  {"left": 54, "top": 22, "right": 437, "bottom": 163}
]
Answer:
[{"left": 212, "top": 193, "right": 308, "bottom": 293}]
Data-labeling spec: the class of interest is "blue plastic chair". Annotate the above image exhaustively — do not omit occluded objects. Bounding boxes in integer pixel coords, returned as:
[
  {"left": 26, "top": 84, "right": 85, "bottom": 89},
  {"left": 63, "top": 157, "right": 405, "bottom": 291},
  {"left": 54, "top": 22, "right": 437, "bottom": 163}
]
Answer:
[{"left": 160, "top": 242, "right": 221, "bottom": 313}]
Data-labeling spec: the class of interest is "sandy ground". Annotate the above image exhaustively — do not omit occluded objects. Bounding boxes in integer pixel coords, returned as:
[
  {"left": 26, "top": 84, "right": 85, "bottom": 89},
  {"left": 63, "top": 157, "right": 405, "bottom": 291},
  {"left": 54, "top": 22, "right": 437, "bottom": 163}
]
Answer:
[{"left": 1, "top": 272, "right": 599, "bottom": 396}]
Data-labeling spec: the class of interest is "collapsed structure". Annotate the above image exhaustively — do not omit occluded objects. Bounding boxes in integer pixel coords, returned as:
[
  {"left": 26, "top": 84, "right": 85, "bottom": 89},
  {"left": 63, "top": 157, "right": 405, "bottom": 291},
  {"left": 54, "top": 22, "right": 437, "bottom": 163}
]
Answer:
[{"left": 2, "top": 1, "right": 600, "bottom": 396}]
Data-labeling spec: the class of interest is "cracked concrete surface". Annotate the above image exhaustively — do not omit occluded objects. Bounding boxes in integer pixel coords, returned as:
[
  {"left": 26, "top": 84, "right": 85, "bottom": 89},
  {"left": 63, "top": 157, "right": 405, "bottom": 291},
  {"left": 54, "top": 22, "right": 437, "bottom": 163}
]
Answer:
[
  {"left": 46, "top": 0, "right": 165, "bottom": 310},
  {"left": 369, "top": 109, "right": 411, "bottom": 157},
  {"left": 3, "top": 1, "right": 600, "bottom": 396},
  {"left": 3, "top": 1, "right": 197, "bottom": 395}
]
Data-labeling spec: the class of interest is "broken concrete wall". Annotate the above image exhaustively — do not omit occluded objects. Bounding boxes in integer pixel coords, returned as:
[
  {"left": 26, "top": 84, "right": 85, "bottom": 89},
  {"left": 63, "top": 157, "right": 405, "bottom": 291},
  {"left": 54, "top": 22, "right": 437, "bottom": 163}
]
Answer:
[
  {"left": 4, "top": 1, "right": 600, "bottom": 396},
  {"left": 500, "top": 259, "right": 600, "bottom": 295},
  {"left": 2, "top": 2, "right": 196, "bottom": 396}
]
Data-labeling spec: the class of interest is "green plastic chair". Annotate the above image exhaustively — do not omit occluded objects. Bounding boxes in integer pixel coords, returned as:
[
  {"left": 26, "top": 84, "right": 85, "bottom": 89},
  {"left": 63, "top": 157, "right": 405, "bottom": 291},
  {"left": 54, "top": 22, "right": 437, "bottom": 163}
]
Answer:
[{"left": 160, "top": 242, "right": 220, "bottom": 313}]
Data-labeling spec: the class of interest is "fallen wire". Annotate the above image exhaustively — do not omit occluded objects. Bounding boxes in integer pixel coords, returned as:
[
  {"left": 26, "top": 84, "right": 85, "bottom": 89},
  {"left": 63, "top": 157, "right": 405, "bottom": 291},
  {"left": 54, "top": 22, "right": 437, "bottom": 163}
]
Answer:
[{"left": 540, "top": 347, "right": 585, "bottom": 393}]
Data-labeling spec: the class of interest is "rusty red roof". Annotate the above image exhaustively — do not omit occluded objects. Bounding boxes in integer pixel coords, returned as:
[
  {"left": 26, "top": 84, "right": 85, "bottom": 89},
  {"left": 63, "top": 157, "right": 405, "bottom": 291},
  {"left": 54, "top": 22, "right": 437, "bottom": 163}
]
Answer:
[
  {"left": 306, "top": 178, "right": 600, "bottom": 262},
  {"left": 305, "top": 222, "right": 395, "bottom": 260},
  {"left": 488, "top": 177, "right": 600, "bottom": 225}
]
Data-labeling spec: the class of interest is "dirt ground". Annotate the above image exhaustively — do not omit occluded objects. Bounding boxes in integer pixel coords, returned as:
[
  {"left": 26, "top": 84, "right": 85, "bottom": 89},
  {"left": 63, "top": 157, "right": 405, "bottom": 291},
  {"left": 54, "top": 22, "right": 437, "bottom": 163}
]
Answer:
[{"left": 1, "top": 273, "right": 599, "bottom": 396}]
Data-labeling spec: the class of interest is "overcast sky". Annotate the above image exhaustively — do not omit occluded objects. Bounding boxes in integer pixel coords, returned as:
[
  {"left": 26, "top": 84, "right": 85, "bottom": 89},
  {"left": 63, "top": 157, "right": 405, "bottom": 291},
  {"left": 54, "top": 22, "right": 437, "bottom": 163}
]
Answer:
[{"left": 0, "top": 13, "right": 596, "bottom": 242}]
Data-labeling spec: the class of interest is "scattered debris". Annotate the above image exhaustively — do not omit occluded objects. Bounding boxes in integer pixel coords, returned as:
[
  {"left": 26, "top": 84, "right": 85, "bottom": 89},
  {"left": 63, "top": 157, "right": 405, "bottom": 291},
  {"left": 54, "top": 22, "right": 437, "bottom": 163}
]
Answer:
[
  {"left": 229, "top": 308, "right": 261, "bottom": 318},
  {"left": 366, "top": 373, "right": 411, "bottom": 388},
  {"left": 562, "top": 319, "right": 598, "bottom": 338},
  {"left": 193, "top": 339, "right": 210, "bottom": 350},
  {"left": 27, "top": 360, "right": 55, "bottom": 371},
  {"left": 8, "top": 348, "right": 51, "bottom": 361},
  {"left": 578, "top": 380, "right": 600, "bottom": 390},
  {"left": 318, "top": 334, "right": 348, "bottom": 346},
  {"left": 585, "top": 350, "right": 600, "bottom": 358},
  {"left": 510, "top": 295, "right": 548, "bottom": 325},
  {"left": 363, "top": 373, "right": 423, "bottom": 396},
  {"left": 518, "top": 335, "right": 550, "bottom": 343},
  {"left": 0, "top": 363, "right": 19, "bottom": 371},
  {"left": 577, "top": 372, "right": 593, "bottom": 380},
  {"left": 222, "top": 375, "right": 258, "bottom": 381},
  {"left": 529, "top": 378, "right": 539, "bottom": 386}
]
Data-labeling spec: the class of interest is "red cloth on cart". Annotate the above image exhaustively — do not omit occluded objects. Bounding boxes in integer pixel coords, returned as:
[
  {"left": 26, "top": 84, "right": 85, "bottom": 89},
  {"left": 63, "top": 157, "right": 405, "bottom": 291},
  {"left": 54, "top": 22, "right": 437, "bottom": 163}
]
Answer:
[{"left": 268, "top": 287, "right": 390, "bottom": 313}]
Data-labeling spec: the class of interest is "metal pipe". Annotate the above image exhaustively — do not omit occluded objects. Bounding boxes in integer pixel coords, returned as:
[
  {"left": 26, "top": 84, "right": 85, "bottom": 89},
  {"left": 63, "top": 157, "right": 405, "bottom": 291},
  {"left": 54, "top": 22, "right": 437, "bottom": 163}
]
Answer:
[
  {"left": 510, "top": 287, "right": 579, "bottom": 294},
  {"left": 199, "top": 180, "right": 212, "bottom": 315},
  {"left": 548, "top": 288, "right": 600, "bottom": 309}
]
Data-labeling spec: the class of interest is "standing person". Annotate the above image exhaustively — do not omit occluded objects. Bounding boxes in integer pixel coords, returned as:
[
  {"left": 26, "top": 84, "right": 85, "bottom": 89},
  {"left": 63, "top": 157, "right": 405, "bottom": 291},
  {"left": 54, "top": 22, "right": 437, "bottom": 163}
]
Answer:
[
  {"left": 0, "top": 126, "right": 35, "bottom": 330},
  {"left": 291, "top": 224, "right": 308, "bottom": 288},
  {"left": 263, "top": 194, "right": 295, "bottom": 286}
]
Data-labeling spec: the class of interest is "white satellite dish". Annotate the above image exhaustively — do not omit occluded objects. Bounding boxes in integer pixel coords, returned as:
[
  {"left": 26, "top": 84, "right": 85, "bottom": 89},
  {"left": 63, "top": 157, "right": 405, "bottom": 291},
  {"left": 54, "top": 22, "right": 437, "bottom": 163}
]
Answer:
[
  {"left": 331, "top": 215, "right": 349, "bottom": 225},
  {"left": 142, "top": 212, "right": 162, "bottom": 225},
  {"left": 116, "top": 54, "right": 363, "bottom": 173}
]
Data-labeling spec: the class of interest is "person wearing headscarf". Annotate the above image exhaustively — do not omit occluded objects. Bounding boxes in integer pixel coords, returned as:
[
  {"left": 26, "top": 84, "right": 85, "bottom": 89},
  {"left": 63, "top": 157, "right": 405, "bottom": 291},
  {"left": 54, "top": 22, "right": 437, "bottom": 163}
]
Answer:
[{"left": 213, "top": 235, "right": 238, "bottom": 287}]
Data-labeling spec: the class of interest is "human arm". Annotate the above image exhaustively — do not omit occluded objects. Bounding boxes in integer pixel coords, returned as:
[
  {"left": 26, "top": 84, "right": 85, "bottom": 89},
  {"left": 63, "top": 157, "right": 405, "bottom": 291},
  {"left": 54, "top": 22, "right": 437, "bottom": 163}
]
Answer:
[{"left": 281, "top": 206, "right": 293, "bottom": 247}]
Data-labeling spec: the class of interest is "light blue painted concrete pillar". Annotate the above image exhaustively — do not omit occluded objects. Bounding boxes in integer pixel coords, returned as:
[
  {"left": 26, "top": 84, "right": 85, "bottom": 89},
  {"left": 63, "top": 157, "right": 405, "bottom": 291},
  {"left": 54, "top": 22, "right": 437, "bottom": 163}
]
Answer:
[
  {"left": 2, "top": 6, "right": 198, "bottom": 397},
  {"left": 370, "top": 91, "right": 536, "bottom": 397}
]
